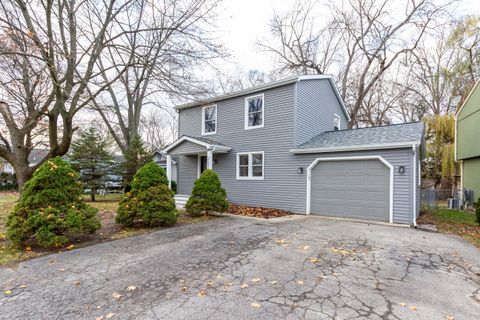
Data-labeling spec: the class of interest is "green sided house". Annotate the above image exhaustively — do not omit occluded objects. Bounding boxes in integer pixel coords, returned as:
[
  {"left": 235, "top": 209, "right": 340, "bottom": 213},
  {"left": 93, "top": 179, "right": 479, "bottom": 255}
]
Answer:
[{"left": 455, "top": 81, "right": 480, "bottom": 200}]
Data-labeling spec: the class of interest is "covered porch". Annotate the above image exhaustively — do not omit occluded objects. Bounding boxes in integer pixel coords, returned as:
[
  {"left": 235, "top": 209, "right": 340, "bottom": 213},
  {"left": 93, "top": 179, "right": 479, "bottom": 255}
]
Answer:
[{"left": 161, "top": 136, "right": 231, "bottom": 205}]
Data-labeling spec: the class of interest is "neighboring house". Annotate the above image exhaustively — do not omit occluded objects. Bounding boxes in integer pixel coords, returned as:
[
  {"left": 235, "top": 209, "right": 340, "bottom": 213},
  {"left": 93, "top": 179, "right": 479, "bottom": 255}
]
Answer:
[
  {"left": 0, "top": 148, "right": 49, "bottom": 179},
  {"left": 152, "top": 151, "right": 177, "bottom": 182},
  {"left": 162, "top": 75, "right": 424, "bottom": 225},
  {"left": 455, "top": 81, "right": 480, "bottom": 201}
]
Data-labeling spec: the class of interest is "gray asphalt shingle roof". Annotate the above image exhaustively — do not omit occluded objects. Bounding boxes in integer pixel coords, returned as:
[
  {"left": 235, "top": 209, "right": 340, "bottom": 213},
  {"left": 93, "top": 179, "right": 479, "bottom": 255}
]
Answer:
[{"left": 295, "top": 122, "right": 424, "bottom": 150}]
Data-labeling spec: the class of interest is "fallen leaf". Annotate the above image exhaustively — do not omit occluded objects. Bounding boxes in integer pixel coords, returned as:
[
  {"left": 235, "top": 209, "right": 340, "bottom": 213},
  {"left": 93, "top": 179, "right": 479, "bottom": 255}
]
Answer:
[
  {"left": 224, "top": 282, "right": 233, "bottom": 286},
  {"left": 59, "top": 268, "right": 66, "bottom": 272},
  {"left": 331, "top": 247, "right": 354, "bottom": 256},
  {"left": 251, "top": 302, "right": 261, "bottom": 308},
  {"left": 410, "top": 306, "right": 417, "bottom": 311},
  {"left": 299, "top": 245, "right": 310, "bottom": 251},
  {"left": 67, "top": 244, "right": 75, "bottom": 250},
  {"left": 48, "top": 260, "right": 55, "bottom": 264},
  {"left": 73, "top": 281, "right": 81, "bottom": 286},
  {"left": 308, "top": 257, "right": 320, "bottom": 263},
  {"left": 446, "top": 316, "right": 454, "bottom": 320},
  {"left": 96, "top": 306, "right": 102, "bottom": 309},
  {"left": 198, "top": 290, "right": 206, "bottom": 297},
  {"left": 181, "top": 286, "right": 187, "bottom": 292},
  {"left": 399, "top": 303, "right": 406, "bottom": 307},
  {"left": 296, "top": 280, "right": 304, "bottom": 285},
  {"left": 251, "top": 278, "right": 261, "bottom": 283},
  {"left": 19, "top": 285, "right": 27, "bottom": 289},
  {"left": 206, "top": 282, "right": 213, "bottom": 287},
  {"left": 112, "top": 292, "right": 122, "bottom": 300},
  {"left": 126, "top": 286, "right": 136, "bottom": 292},
  {"left": 240, "top": 283, "right": 249, "bottom": 289},
  {"left": 4, "top": 290, "right": 12, "bottom": 295},
  {"left": 25, "top": 246, "right": 32, "bottom": 252},
  {"left": 275, "top": 239, "right": 289, "bottom": 245},
  {"left": 95, "top": 316, "right": 104, "bottom": 320},
  {"left": 105, "top": 313, "right": 114, "bottom": 319},
  {"left": 271, "top": 280, "right": 278, "bottom": 285}
]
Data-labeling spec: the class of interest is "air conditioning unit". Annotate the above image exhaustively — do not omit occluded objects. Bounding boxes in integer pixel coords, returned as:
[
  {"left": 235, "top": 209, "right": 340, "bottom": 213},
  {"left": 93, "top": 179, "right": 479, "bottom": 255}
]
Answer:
[{"left": 447, "top": 198, "right": 460, "bottom": 210}]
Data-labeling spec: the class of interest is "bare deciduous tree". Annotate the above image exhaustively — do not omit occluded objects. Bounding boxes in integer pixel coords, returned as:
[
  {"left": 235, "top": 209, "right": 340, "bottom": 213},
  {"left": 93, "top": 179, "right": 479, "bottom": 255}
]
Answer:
[
  {"left": 91, "top": 0, "right": 224, "bottom": 183},
  {"left": 0, "top": 0, "right": 136, "bottom": 189},
  {"left": 262, "top": 0, "right": 453, "bottom": 127}
]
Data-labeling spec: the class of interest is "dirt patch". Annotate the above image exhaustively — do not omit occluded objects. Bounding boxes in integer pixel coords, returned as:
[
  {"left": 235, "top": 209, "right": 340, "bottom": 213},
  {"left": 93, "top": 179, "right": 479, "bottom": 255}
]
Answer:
[{"left": 228, "top": 204, "right": 291, "bottom": 219}]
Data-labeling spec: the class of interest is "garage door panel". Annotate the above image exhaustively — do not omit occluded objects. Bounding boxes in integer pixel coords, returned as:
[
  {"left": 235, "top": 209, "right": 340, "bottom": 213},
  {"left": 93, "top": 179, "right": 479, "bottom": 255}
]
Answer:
[{"left": 310, "top": 159, "right": 390, "bottom": 221}]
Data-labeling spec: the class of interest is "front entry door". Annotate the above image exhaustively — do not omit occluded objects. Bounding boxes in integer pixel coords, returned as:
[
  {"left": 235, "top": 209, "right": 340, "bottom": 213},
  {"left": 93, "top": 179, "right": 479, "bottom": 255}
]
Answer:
[{"left": 199, "top": 155, "right": 207, "bottom": 176}]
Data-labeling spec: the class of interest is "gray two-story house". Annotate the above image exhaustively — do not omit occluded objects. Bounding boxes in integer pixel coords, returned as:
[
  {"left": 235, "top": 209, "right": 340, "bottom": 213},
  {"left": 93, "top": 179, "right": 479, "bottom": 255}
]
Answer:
[{"left": 162, "top": 75, "right": 424, "bottom": 225}]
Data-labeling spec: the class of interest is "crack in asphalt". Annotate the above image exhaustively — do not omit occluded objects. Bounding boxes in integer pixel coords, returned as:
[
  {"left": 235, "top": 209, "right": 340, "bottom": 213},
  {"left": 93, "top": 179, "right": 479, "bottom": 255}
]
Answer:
[{"left": 0, "top": 217, "right": 479, "bottom": 320}]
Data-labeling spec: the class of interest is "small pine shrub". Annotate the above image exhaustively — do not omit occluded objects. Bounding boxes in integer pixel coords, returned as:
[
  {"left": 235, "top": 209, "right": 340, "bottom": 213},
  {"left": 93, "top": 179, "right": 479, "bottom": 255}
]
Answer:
[
  {"left": 6, "top": 157, "right": 100, "bottom": 247},
  {"left": 131, "top": 162, "right": 168, "bottom": 190},
  {"left": 476, "top": 198, "right": 480, "bottom": 226},
  {"left": 116, "top": 162, "right": 177, "bottom": 227},
  {"left": 185, "top": 169, "right": 228, "bottom": 217}
]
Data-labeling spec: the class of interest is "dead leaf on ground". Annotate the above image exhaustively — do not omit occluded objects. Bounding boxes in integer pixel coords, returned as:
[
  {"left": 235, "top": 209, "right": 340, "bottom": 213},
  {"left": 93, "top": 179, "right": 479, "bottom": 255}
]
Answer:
[
  {"left": 19, "top": 285, "right": 27, "bottom": 289},
  {"left": 112, "top": 292, "right": 122, "bottom": 300},
  {"left": 296, "top": 280, "right": 304, "bottom": 285},
  {"left": 4, "top": 290, "right": 12, "bottom": 295},
  {"left": 105, "top": 313, "right": 114, "bottom": 319},
  {"left": 73, "top": 281, "right": 81, "bottom": 286},
  {"left": 95, "top": 316, "right": 104, "bottom": 320},
  {"left": 251, "top": 302, "right": 261, "bottom": 308},
  {"left": 206, "top": 282, "right": 213, "bottom": 287},
  {"left": 24, "top": 246, "right": 32, "bottom": 252},
  {"left": 331, "top": 247, "right": 354, "bottom": 256},
  {"left": 271, "top": 280, "right": 278, "bottom": 285},
  {"left": 308, "top": 257, "right": 320, "bottom": 263},
  {"left": 251, "top": 278, "right": 262, "bottom": 283},
  {"left": 59, "top": 268, "right": 66, "bottom": 272},
  {"left": 446, "top": 316, "right": 454, "bottom": 320},
  {"left": 399, "top": 303, "right": 406, "bottom": 307},
  {"left": 410, "top": 306, "right": 418, "bottom": 311},
  {"left": 67, "top": 244, "right": 75, "bottom": 250},
  {"left": 126, "top": 286, "right": 137, "bottom": 292},
  {"left": 224, "top": 282, "right": 233, "bottom": 286},
  {"left": 198, "top": 290, "right": 206, "bottom": 297},
  {"left": 298, "top": 245, "right": 310, "bottom": 251},
  {"left": 181, "top": 286, "right": 188, "bottom": 292},
  {"left": 240, "top": 283, "right": 249, "bottom": 289}
]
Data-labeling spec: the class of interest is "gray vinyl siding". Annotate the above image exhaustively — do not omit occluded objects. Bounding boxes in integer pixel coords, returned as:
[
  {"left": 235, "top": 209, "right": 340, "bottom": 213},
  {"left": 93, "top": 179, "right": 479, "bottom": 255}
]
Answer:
[
  {"left": 177, "top": 155, "right": 198, "bottom": 194},
  {"left": 169, "top": 141, "right": 206, "bottom": 155},
  {"left": 294, "top": 79, "right": 349, "bottom": 146},
  {"left": 177, "top": 81, "right": 415, "bottom": 224}
]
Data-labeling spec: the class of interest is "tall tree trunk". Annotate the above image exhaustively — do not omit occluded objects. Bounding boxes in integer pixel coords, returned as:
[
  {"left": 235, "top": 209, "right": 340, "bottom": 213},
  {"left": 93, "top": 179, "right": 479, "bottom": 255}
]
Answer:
[{"left": 91, "top": 188, "right": 96, "bottom": 202}]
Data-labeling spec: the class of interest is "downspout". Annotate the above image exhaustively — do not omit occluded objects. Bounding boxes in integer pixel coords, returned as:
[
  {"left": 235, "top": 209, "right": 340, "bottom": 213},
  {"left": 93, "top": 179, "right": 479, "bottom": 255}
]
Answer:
[{"left": 412, "top": 144, "right": 418, "bottom": 228}]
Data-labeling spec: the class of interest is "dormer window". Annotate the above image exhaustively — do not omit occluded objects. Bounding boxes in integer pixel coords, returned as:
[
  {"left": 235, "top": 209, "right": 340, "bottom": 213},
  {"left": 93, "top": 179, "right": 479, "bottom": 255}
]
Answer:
[
  {"left": 202, "top": 105, "right": 217, "bottom": 135},
  {"left": 245, "top": 94, "right": 264, "bottom": 130},
  {"left": 334, "top": 114, "right": 340, "bottom": 131}
]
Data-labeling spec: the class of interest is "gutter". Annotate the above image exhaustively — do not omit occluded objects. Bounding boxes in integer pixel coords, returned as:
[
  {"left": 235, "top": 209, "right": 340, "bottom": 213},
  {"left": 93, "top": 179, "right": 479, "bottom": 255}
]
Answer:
[
  {"left": 290, "top": 141, "right": 421, "bottom": 154},
  {"left": 412, "top": 144, "right": 418, "bottom": 228}
]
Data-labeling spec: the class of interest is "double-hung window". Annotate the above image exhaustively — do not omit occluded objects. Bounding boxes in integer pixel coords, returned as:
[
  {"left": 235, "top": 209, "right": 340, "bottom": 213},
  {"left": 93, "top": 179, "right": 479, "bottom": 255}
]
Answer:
[
  {"left": 333, "top": 114, "right": 341, "bottom": 131},
  {"left": 202, "top": 105, "right": 217, "bottom": 135},
  {"left": 245, "top": 94, "right": 264, "bottom": 129},
  {"left": 236, "top": 152, "right": 264, "bottom": 180}
]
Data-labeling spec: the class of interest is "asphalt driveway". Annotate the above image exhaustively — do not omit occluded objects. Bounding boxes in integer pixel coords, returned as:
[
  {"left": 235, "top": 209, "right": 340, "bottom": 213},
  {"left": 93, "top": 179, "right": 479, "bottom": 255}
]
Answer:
[{"left": 1, "top": 216, "right": 479, "bottom": 320}]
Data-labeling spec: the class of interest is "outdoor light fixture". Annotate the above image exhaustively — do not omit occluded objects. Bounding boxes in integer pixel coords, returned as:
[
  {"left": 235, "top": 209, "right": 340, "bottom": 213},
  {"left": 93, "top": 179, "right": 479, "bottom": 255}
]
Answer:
[
  {"left": 297, "top": 167, "right": 304, "bottom": 174},
  {"left": 398, "top": 166, "right": 405, "bottom": 175}
]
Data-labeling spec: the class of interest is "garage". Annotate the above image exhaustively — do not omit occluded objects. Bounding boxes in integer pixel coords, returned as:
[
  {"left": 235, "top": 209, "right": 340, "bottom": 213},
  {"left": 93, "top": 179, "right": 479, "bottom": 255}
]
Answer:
[{"left": 307, "top": 156, "right": 393, "bottom": 222}]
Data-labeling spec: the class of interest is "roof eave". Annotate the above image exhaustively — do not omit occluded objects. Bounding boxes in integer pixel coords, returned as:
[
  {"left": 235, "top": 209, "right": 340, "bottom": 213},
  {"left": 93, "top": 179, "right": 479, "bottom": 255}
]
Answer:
[{"left": 289, "top": 141, "right": 421, "bottom": 154}]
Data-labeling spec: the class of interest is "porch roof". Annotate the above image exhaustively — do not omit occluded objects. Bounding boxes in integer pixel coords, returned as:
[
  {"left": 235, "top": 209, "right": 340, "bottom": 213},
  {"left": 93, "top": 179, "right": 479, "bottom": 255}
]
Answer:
[{"left": 161, "top": 135, "right": 231, "bottom": 155}]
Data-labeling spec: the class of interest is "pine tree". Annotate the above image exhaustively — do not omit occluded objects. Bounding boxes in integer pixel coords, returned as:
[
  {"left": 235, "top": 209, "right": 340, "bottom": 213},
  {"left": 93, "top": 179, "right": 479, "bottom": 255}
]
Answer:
[{"left": 70, "top": 128, "right": 114, "bottom": 201}]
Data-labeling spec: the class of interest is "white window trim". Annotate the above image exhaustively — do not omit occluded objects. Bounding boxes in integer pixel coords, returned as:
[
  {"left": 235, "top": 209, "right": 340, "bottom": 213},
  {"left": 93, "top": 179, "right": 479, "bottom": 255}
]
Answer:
[
  {"left": 244, "top": 93, "right": 265, "bottom": 130},
  {"left": 201, "top": 104, "right": 217, "bottom": 136},
  {"left": 334, "top": 113, "right": 341, "bottom": 131},
  {"left": 236, "top": 151, "right": 265, "bottom": 180}
]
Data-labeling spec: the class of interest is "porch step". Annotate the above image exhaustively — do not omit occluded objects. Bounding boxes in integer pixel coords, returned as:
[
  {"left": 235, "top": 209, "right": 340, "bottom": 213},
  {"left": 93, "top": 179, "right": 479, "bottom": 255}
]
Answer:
[{"left": 174, "top": 194, "right": 190, "bottom": 209}]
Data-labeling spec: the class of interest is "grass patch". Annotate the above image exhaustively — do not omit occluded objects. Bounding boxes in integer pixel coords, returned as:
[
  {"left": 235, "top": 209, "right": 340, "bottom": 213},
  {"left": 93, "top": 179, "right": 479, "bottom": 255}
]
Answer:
[
  {"left": 0, "top": 192, "right": 213, "bottom": 266},
  {"left": 418, "top": 207, "right": 480, "bottom": 248}
]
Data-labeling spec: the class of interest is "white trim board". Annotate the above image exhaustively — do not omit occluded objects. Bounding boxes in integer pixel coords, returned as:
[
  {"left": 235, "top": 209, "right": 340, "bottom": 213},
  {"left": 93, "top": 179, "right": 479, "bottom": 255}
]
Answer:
[
  {"left": 305, "top": 155, "right": 394, "bottom": 224},
  {"left": 290, "top": 141, "right": 420, "bottom": 154},
  {"left": 161, "top": 135, "right": 231, "bottom": 154}
]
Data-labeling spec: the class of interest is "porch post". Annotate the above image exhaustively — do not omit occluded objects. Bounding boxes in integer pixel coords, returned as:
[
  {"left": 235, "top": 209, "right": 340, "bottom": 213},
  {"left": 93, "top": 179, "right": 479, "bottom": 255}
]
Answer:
[
  {"left": 166, "top": 154, "right": 172, "bottom": 189},
  {"left": 207, "top": 150, "right": 213, "bottom": 170}
]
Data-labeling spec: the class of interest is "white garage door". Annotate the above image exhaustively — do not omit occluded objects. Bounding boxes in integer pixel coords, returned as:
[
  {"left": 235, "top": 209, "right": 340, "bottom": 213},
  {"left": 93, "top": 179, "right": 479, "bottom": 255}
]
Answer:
[{"left": 310, "top": 159, "right": 390, "bottom": 221}]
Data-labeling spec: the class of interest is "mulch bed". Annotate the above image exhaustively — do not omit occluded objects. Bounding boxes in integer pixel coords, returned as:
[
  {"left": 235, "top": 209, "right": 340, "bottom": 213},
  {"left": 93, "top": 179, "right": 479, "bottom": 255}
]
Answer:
[{"left": 228, "top": 204, "right": 291, "bottom": 219}]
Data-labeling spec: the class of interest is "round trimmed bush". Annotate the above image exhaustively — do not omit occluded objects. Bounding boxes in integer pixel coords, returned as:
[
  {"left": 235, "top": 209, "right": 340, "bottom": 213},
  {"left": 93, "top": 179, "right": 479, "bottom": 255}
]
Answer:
[
  {"left": 116, "top": 162, "right": 177, "bottom": 227},
  {"left": 185, "top": 169, "right": 228, "bottom": 216},
  {"left": 6, "top": 157, "right": 100, "bottom": 247}
]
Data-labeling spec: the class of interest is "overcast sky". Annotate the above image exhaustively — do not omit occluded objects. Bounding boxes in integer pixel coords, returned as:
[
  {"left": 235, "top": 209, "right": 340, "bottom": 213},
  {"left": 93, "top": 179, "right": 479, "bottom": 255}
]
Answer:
[{"left": 216, "top": 0, "right": 480, "bottom": 74}]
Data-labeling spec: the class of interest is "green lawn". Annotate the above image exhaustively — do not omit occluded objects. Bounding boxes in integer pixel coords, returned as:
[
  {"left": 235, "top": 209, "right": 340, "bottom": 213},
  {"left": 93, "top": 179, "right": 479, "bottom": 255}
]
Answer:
[{"left": 418, "top": 207, "right": 480, "bottom": 248}]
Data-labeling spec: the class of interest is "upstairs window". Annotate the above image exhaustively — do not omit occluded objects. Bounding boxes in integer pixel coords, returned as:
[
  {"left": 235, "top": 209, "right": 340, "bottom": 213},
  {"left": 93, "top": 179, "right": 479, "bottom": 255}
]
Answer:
[
  {"left": 202, "top": 105, "right": 217, "bottom": 135},
  {"left": 236, "top": 152, "right": 264, "bottom": 180},
  {"left": 334, "top": 114, "right": 341, "bottom": 131},
  {"left": 245, "top": 94, "right": 264, "bottom": 129}
]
